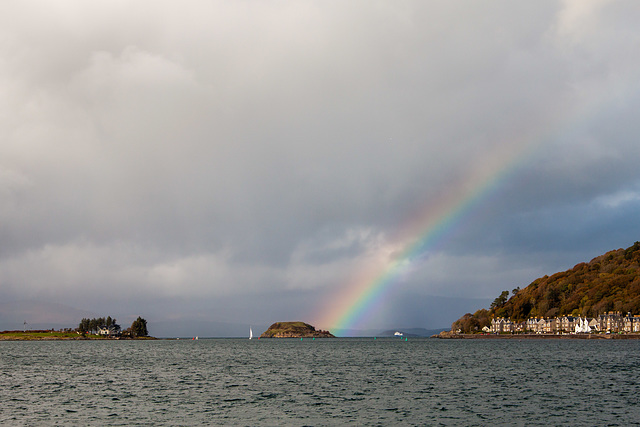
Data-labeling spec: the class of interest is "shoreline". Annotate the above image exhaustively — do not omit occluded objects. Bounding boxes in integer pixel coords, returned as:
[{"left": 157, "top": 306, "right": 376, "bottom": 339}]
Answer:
[
  {"left": 433, "top": 332, "right": 640, "bottom": 340},
  {"left": 0, "top": 336, "right": 157, "bottom": 341},
  {"left": 0, "top": 330, "right": 156, "bottom": 341}
]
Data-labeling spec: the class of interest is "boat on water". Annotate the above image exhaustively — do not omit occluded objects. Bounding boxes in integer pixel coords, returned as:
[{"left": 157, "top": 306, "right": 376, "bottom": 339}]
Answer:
[
  {"left": 394, "top": 331, "right": 404, "bottom": 337},
  {"left": 249, "top": 327, "right": 253, "bottom": 340}
]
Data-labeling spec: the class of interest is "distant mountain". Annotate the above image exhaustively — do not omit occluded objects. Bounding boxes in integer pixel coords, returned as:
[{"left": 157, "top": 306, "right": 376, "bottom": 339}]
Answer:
[
  {"left": 378, "top": 328, "right": 447, "bottom": 337},
  {"left": 330, "top": 327, "right": 447, "bottom": 337},
  {"left": 452, "top": 241, "right": 640, "bottom": 333}
]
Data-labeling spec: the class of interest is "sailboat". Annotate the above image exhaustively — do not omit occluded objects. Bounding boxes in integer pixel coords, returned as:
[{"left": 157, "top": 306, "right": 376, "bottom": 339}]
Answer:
[{"left": 249, "top": 327, "right": 253, "bottom": 340}]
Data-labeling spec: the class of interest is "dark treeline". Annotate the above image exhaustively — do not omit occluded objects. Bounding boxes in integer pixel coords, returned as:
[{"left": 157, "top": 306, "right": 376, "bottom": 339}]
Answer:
[
  {"left": 78, "top": 316, "right": 120, "bottom": 334},
  {"left": 130, "top": 316, "right": 148, "bottom": 338}
]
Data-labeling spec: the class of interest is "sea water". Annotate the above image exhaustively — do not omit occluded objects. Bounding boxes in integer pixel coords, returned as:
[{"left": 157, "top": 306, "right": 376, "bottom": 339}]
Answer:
[{"left": 1, "top": 338, "right": 640, "bottom": 425}]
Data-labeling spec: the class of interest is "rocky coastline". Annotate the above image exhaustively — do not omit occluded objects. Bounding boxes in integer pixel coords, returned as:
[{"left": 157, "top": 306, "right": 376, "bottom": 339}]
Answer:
[{"left": 259, "top": 322, "right": 335, "bottom": 338}]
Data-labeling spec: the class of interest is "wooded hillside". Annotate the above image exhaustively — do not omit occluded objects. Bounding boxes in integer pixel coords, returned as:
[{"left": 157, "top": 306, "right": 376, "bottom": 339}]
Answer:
[{"left": 452, "top": 241, "right": 640, "bottom": 333}]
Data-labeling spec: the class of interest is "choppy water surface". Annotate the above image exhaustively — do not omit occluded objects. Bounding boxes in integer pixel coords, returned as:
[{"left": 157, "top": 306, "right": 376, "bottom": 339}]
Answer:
[{"left": 2, "top": 338, "right": 640, "bottom": 425}]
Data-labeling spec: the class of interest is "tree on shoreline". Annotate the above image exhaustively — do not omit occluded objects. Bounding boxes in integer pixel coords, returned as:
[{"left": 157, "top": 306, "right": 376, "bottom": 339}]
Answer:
[
  {"left": 130, "top": 317, "right": 148, "bottom": 338},
  {"left": 78, "top": 317, "right": 120, "bottom": 334}
]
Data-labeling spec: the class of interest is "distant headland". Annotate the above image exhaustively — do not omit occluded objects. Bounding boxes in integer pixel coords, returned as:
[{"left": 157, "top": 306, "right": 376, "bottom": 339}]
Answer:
[
  {"left": 259, "top": 322, "right": 335, "bottom": 338},
  {"left": 0, "top": 330, "right": 156, "bottom": 341},
  {"left": 444, "top": 241, "right": 640, "bottom": 339},
  {"left": 0, "top": 316, "right": 154, "bottom": 340}
]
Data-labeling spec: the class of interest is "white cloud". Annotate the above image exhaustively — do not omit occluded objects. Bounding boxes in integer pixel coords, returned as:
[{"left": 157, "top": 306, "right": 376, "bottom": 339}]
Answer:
[{"left": 555, "top": 0, "right": 609, "bottom": 43}]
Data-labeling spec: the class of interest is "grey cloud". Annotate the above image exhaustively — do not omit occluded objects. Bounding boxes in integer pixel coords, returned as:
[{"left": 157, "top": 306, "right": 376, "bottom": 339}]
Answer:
[{"left": 1, "top": 1, "right": 639, "bottom": 334}]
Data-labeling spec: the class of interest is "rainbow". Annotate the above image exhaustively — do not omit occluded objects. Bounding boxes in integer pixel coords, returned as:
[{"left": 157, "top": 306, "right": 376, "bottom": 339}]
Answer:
[
  {"left": 313, "top": 140, "right": 535, "bottom": 335},
  {"left": 312, "top": 80, "right": 637, "bottom": 336}
]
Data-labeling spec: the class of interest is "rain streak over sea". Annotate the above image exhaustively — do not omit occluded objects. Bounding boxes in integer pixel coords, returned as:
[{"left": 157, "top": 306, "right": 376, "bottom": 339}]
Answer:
[{"left": 2, "top": 338, "right": 640, "bottom": 425}]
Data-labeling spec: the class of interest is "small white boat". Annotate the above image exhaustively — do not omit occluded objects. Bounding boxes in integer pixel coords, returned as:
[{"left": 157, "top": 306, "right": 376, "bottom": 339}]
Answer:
[
  {"left": 394, "top": 331, "right": 404, "bottom": 337},
  {"left": 249, "top": 327, "right": 253, "bottom": 340}
]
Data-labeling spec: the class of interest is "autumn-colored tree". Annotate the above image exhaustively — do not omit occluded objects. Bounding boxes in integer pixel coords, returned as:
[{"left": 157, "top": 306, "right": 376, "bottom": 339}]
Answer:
[
  {"left": 490, "top": 291, "right": 510, "bottom": 310},
  {"left": 451, "top": 241, "right": 640, "bottom": 332}
]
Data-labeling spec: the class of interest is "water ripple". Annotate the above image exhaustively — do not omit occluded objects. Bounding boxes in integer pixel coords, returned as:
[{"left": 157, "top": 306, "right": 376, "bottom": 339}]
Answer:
[{"left": 2, "top": 339, "right": 640, "bottom": 424}]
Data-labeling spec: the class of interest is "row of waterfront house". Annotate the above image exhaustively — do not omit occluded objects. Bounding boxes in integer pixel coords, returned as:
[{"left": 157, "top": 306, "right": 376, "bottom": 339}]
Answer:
[{"left": 488, "top": 311, "right": 640, "bottom": 334}]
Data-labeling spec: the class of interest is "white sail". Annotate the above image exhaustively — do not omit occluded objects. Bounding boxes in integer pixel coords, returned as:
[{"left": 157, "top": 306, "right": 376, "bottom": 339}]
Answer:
[{"left": 249, "top": 327, "right": 253, "bottom": 340}]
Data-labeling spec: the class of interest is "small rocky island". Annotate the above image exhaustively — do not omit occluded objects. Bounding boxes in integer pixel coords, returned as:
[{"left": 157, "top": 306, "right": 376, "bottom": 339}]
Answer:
[{"left": 260, "top": 322, "right": 335, "bottom": 338}]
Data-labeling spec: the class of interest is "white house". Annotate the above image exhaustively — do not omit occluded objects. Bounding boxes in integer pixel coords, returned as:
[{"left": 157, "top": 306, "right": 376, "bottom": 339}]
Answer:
[{"left": 97, "top": 327, "right": 118, "bottom": 336}]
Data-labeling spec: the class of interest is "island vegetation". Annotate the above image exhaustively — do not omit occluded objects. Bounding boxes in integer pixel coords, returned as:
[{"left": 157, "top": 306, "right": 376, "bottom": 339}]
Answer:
[
  {"left": 0, "top": 316, "right": 152, "bottom": 340},
  {"left": 78, "top": 316, "right": 121, "bottom": 335},
  {"left": 451, "top": 241, "right": 640, "bottom": 334},
  {"left": 260, "top": 321, "right": 335, "bottom": 338}
]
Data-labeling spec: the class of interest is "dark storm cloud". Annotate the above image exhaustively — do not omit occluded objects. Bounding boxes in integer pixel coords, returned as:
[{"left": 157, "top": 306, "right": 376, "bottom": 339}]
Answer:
[{"left": 1, "top": 1, "right": 639, "bottom": 333}]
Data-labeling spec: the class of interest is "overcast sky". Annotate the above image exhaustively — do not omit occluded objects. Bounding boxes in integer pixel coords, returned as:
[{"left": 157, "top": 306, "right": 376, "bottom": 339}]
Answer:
[{"left": 2, "top": 1, "right": 640, "bottom": 336}]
